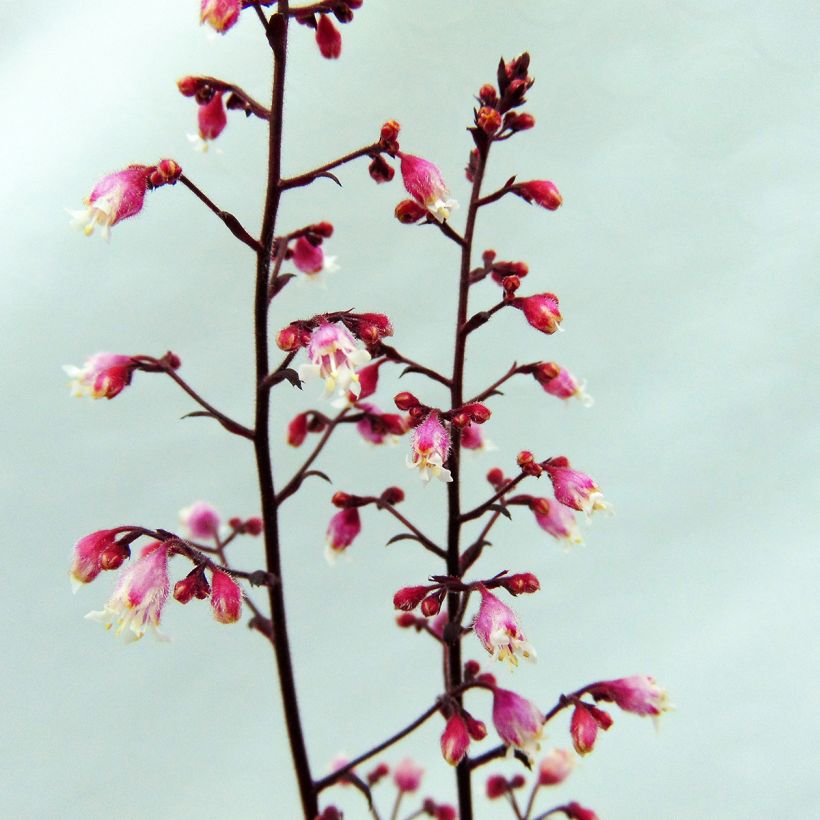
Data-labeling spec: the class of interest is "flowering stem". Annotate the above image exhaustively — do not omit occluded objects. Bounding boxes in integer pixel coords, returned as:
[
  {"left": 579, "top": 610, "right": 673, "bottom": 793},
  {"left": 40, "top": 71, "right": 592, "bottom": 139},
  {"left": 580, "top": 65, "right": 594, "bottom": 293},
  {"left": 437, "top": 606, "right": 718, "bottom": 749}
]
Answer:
[
  {"left": 281, "top": 143, "right": 381, "bottom": 190},
  {"left": 475, "top": 183, "right": 515, "bottom": 208},
  {"left": 178, "top": 175, "right": 263, "bottom": 253},
  {"left": 378, "top": 343, "right": 452, "bottom": 388},
  {"left": 373, "top": 500, "right": 446, "bottom": 559},
  {"left": 460, "top": 471, "right": 526, "bottom": 523},
  {"left": 522, "top": 782, "right": 541, "bottom": 820},
  {"left": 388, "top": 791, "right": 404, "bottom": 820},
  {"left": 466, "top": 362, "right": 521, "bottom": 404},
  {"left": 187, "top": 76, "right": 271, "bottom": 119}
]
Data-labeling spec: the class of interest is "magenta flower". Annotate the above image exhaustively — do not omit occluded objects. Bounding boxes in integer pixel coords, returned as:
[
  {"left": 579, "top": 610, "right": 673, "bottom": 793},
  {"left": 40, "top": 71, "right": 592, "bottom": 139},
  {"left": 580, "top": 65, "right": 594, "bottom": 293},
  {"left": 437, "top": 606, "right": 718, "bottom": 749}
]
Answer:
[
  {"left": 316, "top": 14, "right": 342, "bottom": 59},
  {"left": 393, "top": 758, "right": 424, "bottom": 792},
  {"left": 512, "top": 293, "right": 563, "bottom": 334},
  {"left": 570, "top": 702, "right": 612, "bottom": 756},
  {"left": 544, "top": 457, "right": 610, "bottom": 517},
  {"left": 399, "top": 152, "right": 458, "bottom": 222},
  {"left": 355, "top": 403, "right": 408, "bottom": 445},
  {"left": 292, "top": 235, "right": 337, "bottom": 278},
  {"left": 85, "top": 541, "right": 171, "bottom": 642},
  {"left": 473, "top": 585, "right": 536, "bottom": 666},
  {"left": 515, "top": 179, "right": 563, "bottom": 210},
  {"left": 564, "top": 802, "right": 599, "bottom": 820},
  {"left": 532, "top": 497, "right": 584, "bottom": 547},
  {"left": 440, "top": 714, "right": 470, "bottom": 766},
  {"left": 63, "top": 352, "right": 135, "bottom": 399},
  {"left": 534, "top": 362, "right": 592, "bottom": 406},
  {"left": 210, "top": 569, "right": 242, "bottom": 624},
  {"left": 70, "top": 529, "right": 127, "bottom": 590},
  {"left": 68, "top": 165, "right": 149, "bottom": 239},
  {"left": 298, "top": 322, "right": 371, "bottom": 401},
  {"left": 179, "top": 501, "right": 221, "bottom": 540},
  {"left": 491, "top": 687, "right": 544, "bottom": 760},
  {"left": 586, "top": 675, "right": 671, "bottom": 718},
  {"left": 461, "top": 422, "right": 495, "bottom": 452},
  {"left": 200, "top": 0, "right": 241, "bottom": 33},
  {"left": 325, "top": 507, "right": 361, "bottom": 563},
  {"left": 538, "top": 748, "right": 575, "bottom": 786},
  {"left": 406, "top": 412, "right": 452, "bottom": 483},
  {"left": 191, "top": 91, "right": 227, "bottom": 152}
]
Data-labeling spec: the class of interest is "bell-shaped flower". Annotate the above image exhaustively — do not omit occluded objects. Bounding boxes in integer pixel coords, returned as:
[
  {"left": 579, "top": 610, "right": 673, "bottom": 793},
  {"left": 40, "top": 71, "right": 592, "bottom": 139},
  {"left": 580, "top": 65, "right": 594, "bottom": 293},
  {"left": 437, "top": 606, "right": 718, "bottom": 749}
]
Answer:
[
  {"left": 68, "top": 165, "right": 149, "bottom": 239},
  {"left": 70, "top": 529, "right": 128, "bottom": 591},
  {"left": 85, "top": 541, "right": 171, "bottom": 642},
  {"left": 399, "top": 152, "right": 458, "bottom": 222},
  {"left": 544, "top": 457, "right": 610, "bottom": 517},
  {"left": 325, "top": 507, "right": 361, "bottom": 563},
  {"left": 512, "top": 293, "right": 563, "bottom": 334},
  {"left": 292, "top": 235, "right": 338, "bottom": 279},
  {"left": 210, "top": 569, "right": 242, "bottom": 623},
  {"left": 586, "top": 675, "right": 671, "bottom": 718},
  {"left": 533, "top": 362, "right": 592, "bottom": 406},
  {"left": 538, "top": 748, "right": 575, "bottom": 786},
  {"left": 406, "top": 412, "right": 452, "bottom": 483},
  {"left": 189, "top": 91, "right": 227, "bottom": 152},
  {"left": 63, "top": 353, "right": 136, "bottom": 399},
  {"left": 473, "top": 585, "right": 536, "bottom": 666},
  {"left": 570, "top": 702, "right": 612, "bottom": 755},
  {"left": 491, "top": 687, "right": 544, "bottom": 761},
  {"left": 298, "top": 322, "right": 371, "bottom": 401},
  {"left": 532, "top": 497, "right": 584, "bottom": 546}
]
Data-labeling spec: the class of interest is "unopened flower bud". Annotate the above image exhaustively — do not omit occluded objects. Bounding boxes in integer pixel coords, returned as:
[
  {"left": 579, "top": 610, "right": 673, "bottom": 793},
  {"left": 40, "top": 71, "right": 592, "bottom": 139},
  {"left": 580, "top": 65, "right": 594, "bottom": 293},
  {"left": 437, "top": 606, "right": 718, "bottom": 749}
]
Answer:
[
  {"left": 466, "top": 715, "right": 488, "bottom": 740},
  {"left": 366, "top": 762, "right": 390, "bottom": 786},
  {"left": 381, "top": 486, "right": 405, "bottom": 505},
  {"left": 486, "top": 467, "right": 506, "bottom": 488},
  {"left": 380, "top": 119, "right": 401, "bottom": 144},
  {"left": 331, "top": 491, "right": 354, "bottom": 508},
  {"left": 394, "top": 391, "right": 420, "bottom": 411},
  {"left": 99, "top": 541, "right": 131, "bottom": 571},
  {"left": 462, "top": 403, "right": 491, "bottom": 424},
  {"left": 504, "top": 111, "right": 536, "bottom": 131},
  {"left": 441, "top": 714, "right": 470, "bottom": 766},
  {"left": 570, "top": 702, "right": 612, "bottom": 756},
  {"left": 316, "top": 14, "right": 342, "bottom": 59},
  {"left": 502, "top": 275, "right": 520, "bottom": 294},
  {"left": 393, "top": 758, "right": 424, "bottom": 793},
  {"left": 309, "top": 221, "right": 334, "bottom": 238},
  {"left": 512, "top": 293, "right": 563, "bottom": 335},
  {"left": 509, "top": 774, "right": 527, "bottom": 789},
  {"left": 148, "top": 159, "right": 182, "bottom": 188},
  {"left": 287, "top": 412, "right": 309, "bottom": 447},
  {"left": 564, "top": 801, "right": 600, "bottom": 820},
  {"left": 333, "top": 4, "right": 353, "bottom": 23},
  {"left": 317, "top": 808, "right": 342, "bottom": 820},
  {"left": 420, "top": 594, "right": 441, "bottom": 617},
  {"left": 399, "top": 152, "right": 458, "bottom": 223},
  {"left": 244, "top": 517, "right": 263, "bottom": 536},
  {"left": 368, "top": 155, "right": 395, "bottom": 183},
  {"left": 464, "top": 659, "right": 481, "bottom": 679},
  {"left": 515, "top": 180, "right": 563, "bottom": 210},
  {"left": 393, "top": 586, "right": 429, "bottom": 611},
  {"left": 198, "top": 91, "right": 227, "bottom": 142},
  {"left": 173, "top": 566, "right": 211, "bottom": 604},
  {"left": 479, "top": 84, "right": 499, "bottom": 106},
  {"left": 517, "top": 450, "right": 543, "bottom": 477},
  {"left": 477, "top": 106, "right": 502, "bottom": 135},
  {"left": 466, "top": 148, "right": 479, "bottom": 182},
  {"left": 503, "top": 572, "right": 540, "bottom": 595},
  {"left": 276, "top": 324, "right": 303, "bottom": 351},
  {"left": 486, "top": 775, "right": 508, "bottom": 799},
  {"left": 538, "top": 748, "right": 575, "bottom": 786},
  {"left": 326, "top": 507, "right": 361, "bottom": 561},
  {"left": 395, "top": 198, "right": 428, "bottom": 224},
  {"left": 177, "top": 76, "right": 200, "bottom": 97},
  {"left": 450, "top": 411, "right": 470, "bottom": 429},
  {"left": 482, "top": 248, "right": 497, "bottom": 265},
  {"left": 210, "top": 570, "right": 242, "bottom": 623},
  {"left": 395, "top": 612, "right": 418, "bottom": 628}
]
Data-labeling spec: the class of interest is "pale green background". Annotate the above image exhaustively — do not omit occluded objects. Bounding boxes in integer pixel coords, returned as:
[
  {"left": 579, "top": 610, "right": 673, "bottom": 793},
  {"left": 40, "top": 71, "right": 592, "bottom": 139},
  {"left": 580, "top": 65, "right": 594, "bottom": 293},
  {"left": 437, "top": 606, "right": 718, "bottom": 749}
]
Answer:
[{"left": 1, "top": 1, "right": 818, "bottom": 818}]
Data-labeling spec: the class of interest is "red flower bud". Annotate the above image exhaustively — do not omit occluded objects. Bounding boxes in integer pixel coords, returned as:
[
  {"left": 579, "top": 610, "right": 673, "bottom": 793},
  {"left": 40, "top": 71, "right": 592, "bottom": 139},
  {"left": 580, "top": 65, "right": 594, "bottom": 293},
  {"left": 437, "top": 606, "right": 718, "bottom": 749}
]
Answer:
[
  {"left": 276, "top": 324, "right": 303, "bottom": 351},
  {"left": 462, "top": 403, "right": 491, "bottom": 424},
  {"left": 148, "top": 159, "right": 182, "bottom": 188},
  {"left": 177, "top": 76, "right": 200, "bottom": 97},
  {"left": 395, "top": 198, "right": 428, "bottom": 224},
  {"left": 479, "top": 84, "right": 499, "bottom": 106},
  {"left": 369, "top": 155, "right": 395, "bottom": 184},
  {"left": 486, "top": 467, "right": 506, "bottom": 488},
  {"left": 393, "top": 586, "right": 430, "bottom": 611},
  {"left": 287, "top": 412, "right": 309, "bottom": 447},
  {"left": 512, "top": 293, "right": 562, "bottom": 335},
  {"left": 243, "top": 516, "right": 263, "bottom": 536},
  {"left": 502, "top": 572, "right": 540, "bottom": 595},
  {"left": 464, "top": 659, "right": 481, "bottom": 679},
  {"left": 515, "top": 180, "right": 563, "bottom": 210},
  {"left": 517, "top": 450, "right": 543, "bottom": 476},
  {"left": 99, "top": 541, "right": 130, "bottom": 571},
  {"left": 173, "top": 566, "right": 211, "bottom": 604},
  {"left": 331, "top": 491, "right": 354, "bottom": 508},
  {"left": 482, "top": 248, "right": 497, "bottom": 265},
  {"left": 380, "top": 119, "right": 401, "bottom": 143},
  {"left": 477, "top": 106, "right": 502, "bottom": 135},
  {"left": 420, "top": 594, "right": 441, "bottom": 617},
  {"left": 395, "top": 612, "right": 418, "bottom": 628},
  {"left": 504, "top": 111, "right": 536, "bottom": 131},
  {"left": 509, "top": 774, "right": 527, "bottom": 790},
  {"left": 394, "top": 391, "right": 420, "bottom": 411},
  {"left": 486, "top": 775, "right": 508, "bottom": 799},
  {"left": 381, "top": 486, "right": 405, "bottom": 505},
  {"left": 315, "top": 14, "right": 342, "bottom": 59},
  {"left": 466, "top": 715, "right": 488, "bottom": 740},
  {"left": 502, "top": 275, "right": 520, "bottom": 294},
  {"left": 366, "top": 762, "right": 390, "bottom": 786}
]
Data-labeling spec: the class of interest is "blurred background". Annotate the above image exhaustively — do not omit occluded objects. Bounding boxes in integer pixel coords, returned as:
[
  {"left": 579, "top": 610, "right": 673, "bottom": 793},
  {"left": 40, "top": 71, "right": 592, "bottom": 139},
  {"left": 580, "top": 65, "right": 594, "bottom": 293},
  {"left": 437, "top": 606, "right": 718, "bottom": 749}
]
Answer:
[{"left": 1, "top": 1, "right": 818, "bottom": 817}]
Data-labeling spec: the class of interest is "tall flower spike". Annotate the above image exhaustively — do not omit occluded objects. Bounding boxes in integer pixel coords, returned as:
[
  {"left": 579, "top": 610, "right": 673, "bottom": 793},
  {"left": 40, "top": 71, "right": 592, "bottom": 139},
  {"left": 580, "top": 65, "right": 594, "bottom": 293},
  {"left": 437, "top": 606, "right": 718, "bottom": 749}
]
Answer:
[
  {"left": 292, "top": 235, "right": 338, "bottom": 279},
  {"left": 68, "top": 166, "right": 149, "bottom": 240},
  {"left": 544, "top": 457, "right": 611, "bottom": 517},
  {"left": 85, "top": 541, "right": 171, "bottom": 642},
  {"left": 63, "top": 353, "right": 136, "bottom": 399},
  {"left": 298, "top": 322, "right": 371, "bottom": 401},
  {"left": 473, "top": 585, "right": 536, "bottom": 666},
  {"left": 325, "top": 507, "right": 361, "bottom": 563},
  {"left": 399, "top": 152, "right": 458, "bottom": 222},
  {"left": 200, "top": 0, "right": 241, "bottom": 34},
  {"left": 406, "top": 411, "right": 452, "bottom": 483},
  {"left": 491, "top": 687, "right": 544, "bottom": 761},
  {"left": 210, "top": 569, "right": 243, "bottom": 624},
  {"left": 532, "top": 497, "right": 584, "bottom": 547}
]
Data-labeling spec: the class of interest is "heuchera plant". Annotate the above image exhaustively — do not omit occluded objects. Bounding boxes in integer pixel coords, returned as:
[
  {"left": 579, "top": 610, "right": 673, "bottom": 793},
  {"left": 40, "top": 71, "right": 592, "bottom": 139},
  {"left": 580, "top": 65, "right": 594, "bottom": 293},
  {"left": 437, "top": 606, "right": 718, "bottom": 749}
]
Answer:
[{"left": 67, "top": 4, "right": 670, "bottom": 819}]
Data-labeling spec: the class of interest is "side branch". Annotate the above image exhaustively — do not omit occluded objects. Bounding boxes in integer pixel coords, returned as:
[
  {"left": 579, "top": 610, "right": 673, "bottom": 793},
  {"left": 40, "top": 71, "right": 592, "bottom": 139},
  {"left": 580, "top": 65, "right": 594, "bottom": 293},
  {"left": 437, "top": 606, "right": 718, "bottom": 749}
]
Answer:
[
  {"left": 281, "top": 143, "right": 381, "bottom": 190},
  {"left": 460, "top": 472, "right": 527, "bottom": 523},
  {"left": 187, "top": 76, "right": 271, "bottom": 119}
]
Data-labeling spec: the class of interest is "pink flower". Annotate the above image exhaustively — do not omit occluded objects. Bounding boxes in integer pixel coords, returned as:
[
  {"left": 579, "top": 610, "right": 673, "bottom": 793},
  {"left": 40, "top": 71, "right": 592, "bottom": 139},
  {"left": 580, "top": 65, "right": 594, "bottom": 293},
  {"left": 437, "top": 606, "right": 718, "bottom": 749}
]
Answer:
[
  {"left": 406, "top": 412, "right": 452, "bottom": 483},
  {"left": 291, "top": 236, "right": 337, "bottom": 278},
  {"left": 69, "top": 166, "right": 149, "bottom": 239},
  {"left": 399, "top": 152, "right": 458, "bottom": 222},
  {"left": 515, "top": 179, "right": 563, "bottom": 210},
  {"left": 325, "top": 507, "right": 361, "bottom": 562},
  {"left": 200, "top": 0, "right": 241, "bottom": 33},
  {"left": 85, "top": 541, "right": 171, "bottom": 642},
  {"left": 287, "top": 412, "right": 309, "bottom": 447},
  {"left": 179, "top": 501, "right": 221, "bottom": 540},
  {"left": 538, "top": 748, "right": 575, "bottom": 786},
  {"left": 210, "top": 569, "right": 242, "bottom": 623},
  {"left": 316, "top": 14, "right": 342, "bottom": 59},
  {"left": 193, "top": 91, "right": 227, "bottom": 151},
  {"left": 491, "top": 687, "right": 544, "bottom": 760},
  {"left": 532, "top": 497, "right": 584, "bottom": 547},
  {"left": 473, "top": 585, "right": 536, "bottom": 666},
  {"left": 461, "top": 422, "right": 495, "bottom": 452},
  {"left": 355, "top": 403, "right": 408, "bottom": 445},
  {"left": 350, "top": 360, "right": 383, "bottom": 402},
  {"left": 440, "top": 714, "right": 470, "bottom": 766},
  {"left": 393, "top": 758, "right": 424, "bottom": 792},
  {"left": 533, "top": 362, "right": 592, "bottom": 406},
  {"left": 63, "top": 353, "right": 135, "bottom": 399},
  {"left": 564, "top": 802, "right": 599, "bottom": 820},
  {"left": 586, "top": 676, "right": 671, "bottom": 718},
  {"left": 544, "top": 457, "right": 610, "bottom": 517},
  {"left": 512, "top": 293, "right": 563, "bottom": 334},
  {"left": 298, "top": 322, "right": 371, "bottom": 401},
  {"left": 70, "top": 529, "right": 129, "bottom": 590},
  {"left": 570, "top": 703, "right": 612, "bottom": 756}
]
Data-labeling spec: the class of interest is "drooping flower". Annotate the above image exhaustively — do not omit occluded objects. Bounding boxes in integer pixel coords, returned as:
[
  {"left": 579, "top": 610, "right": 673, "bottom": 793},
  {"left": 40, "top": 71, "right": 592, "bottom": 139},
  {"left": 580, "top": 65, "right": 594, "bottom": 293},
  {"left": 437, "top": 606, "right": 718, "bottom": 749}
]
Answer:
[
  {"left": 538, "top": 748, "right": 575, "bottom": 786},
  {"left": 70, "top": 529, "right": 128, "bottom": 591},
  {"left": 85, "top": 541, "right": 171, "bottom": 642},
  {"left": 356, "top": 403, "right": 408, "bottom": 445},
  {"left": 440, "top": 714, "right": 471, "bottom": 766},
  {"left": 532, "top": 497, "right": 584, "bottom": 546},
  {"left": 491, "top": 687, "right": 544, "bottom": 760},
  {"left": 291, "top": 235, "right": 338, "bottom": 278},
  {"left": 544, "top": 457, "right": 610, "bottom": 517},
  {"left": 512, "top": 293, "right": 563, "bottom": 334},
  {"left": 287, "top": 412, "right": 309, "bottom": 447},
  {"left": 200, "top": 0, "right": 241, "bottom": 33},
  {"left": 393, "top": 758, "right": 424, "bottom": 792},
  {"left": 63, "top": 353, "right": 136, "bottom": 399},
  {"left": 298, "top": 322, "right": 371, "bottom": 400},
  {"left": 210, "top": 569, "right": 242, "bottom": 623},
  {"left": 461, "top": 422, "right": 496, "bottom": 452},
  {"left": 399, "top": 152, "right": 458, "bottom": 222},
  {"left": 473, "top": 585, "right": 536, "bottom": 666},
  {"left": 68, "top": 166, "right": 149, "bottom": 239},
  {"left": 315, "top": 14, "right": 342, "bottom": 59},
  {"left": 406, "top": 412, "right": 452, "bottom": 483},
  {"left": 563, "top": 802, "right": 599, "bottom": 820},
  {"left": 515, "top": 179, "right": 563, "bottom": 210},
  {"left": 325, "top": 507, "right": 361, "bottom": 562},
  {"left": 189, "top": 91, "right": 227, "bottom": 152},
  {"left": 533, "top": 362, "right": 593, "bottom": 406},
  {"left": 570, "top": 703, "right": 612, "bottom": 755},
  {"left": 586, "top": 676, "right": 671, "bottom": 718},
  {"left": 179, "top": 501, "right": 221, "bottom": 540}
]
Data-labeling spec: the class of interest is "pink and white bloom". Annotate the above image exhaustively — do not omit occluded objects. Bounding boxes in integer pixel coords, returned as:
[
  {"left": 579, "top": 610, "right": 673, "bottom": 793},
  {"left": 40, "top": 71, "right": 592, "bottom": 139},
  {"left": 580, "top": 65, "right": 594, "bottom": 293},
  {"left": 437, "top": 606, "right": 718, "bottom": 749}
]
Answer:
[
  {"left": 535, "top": 362, "right": 592, "bottom": 406},
  {"left": 393, "top": 758, "right": 424, "bottom": 792},
  {"left": 85, "top": 541, "right": 170, "bottom": 642},
  {"left": 179, "top": 501, "right": 221, "bottom": 540},
  {"left": 298, "top": 322, "right": 371, "bottom": 401},
  {"left": 532, "top": 497, "right": 584, "bottom": 547},
  {"left": 406, "top": 412, "right": 452, "bottom": 483},
  {"left": 200, "top": 0, "right": 241, "bottom": 33},
  {"left": 69, "top": 166, "right": 149, "bottom": 239},
  {"left": 399, "top": 152, "right": 458, "bottom": 222},
  {"left": 292, "top": 235, "right": 338, "bottom": 279},
  {"left": 210, "top": 569, "right": 242, "bottom": 623},
  {"left": 188, "top": 91, "right": 227, "bottom": 152},
  {"left": 63, "top": 353, "right": 135, "bottom": 399},
  {"left": 491, "top": 687, "right": 544, "bottom": 761},
  {"left": 440, "top": 714, "right": 471, "bottom": 766},
  {"left": 586, "top": 675, "right": 671, "bottom": 718},
  {"left": 70, "top": 529, "right": 126, "bottom": 591},
  {"left": 544, "top": 457, "right": 610, "bottom": 517},
  {"left": 538, "top": 748, "right": 575, "bottom": 786},
  {"left": 325, "top": 507, "right": 361, "bottom": 563},
  {"left": 473, "top": 585, "right": 536, "bottom": 666},
  {"left": 512, "top": 293, "right": 563, "bottom": 334}
]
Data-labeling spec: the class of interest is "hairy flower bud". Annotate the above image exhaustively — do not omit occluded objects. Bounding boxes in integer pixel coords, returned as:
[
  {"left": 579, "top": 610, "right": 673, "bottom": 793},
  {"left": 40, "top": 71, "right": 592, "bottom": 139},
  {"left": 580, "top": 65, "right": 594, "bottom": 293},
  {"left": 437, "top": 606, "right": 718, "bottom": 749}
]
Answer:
[
  {"left": 420, "top": 594, "right": 441, "bottom": 617},
  {"left": 477, "top": 106, "right": 502, "bottom": 135},
  {"left": 466, "top": 715, "right": 488, "bottom": 740},
  {"left": 517, "top": 450, "right": 543, "bottom": 477},
  {"left": 147, "top": 159, "right": 182, "bottom": 188},
  {"left": 502, "top": 572, "right": 540, "bottom": 595},
  {"left": 368, "top": 155, "right": 395, "bottom": 183},
  {"left": 210, "top": 569, "right": 242, "bottom": 623},
  {"left": 173, "top": 566, "right": 211, "bottom": 604},
  {"left": 287, "top": 412, "right": 309, "bottom": 447},
  {"left": 394, "top": 198, "right": 428, "bottom": 224},
  {"left": 393, "top": 586, "right": 429, "bottom": 611},
  {"left": 63, "top": 353, "right": 136, "bottom": 399},
  {"left": 394, "top": 391, "right": 421, "bottom": 411},
  {"left": 440, "top": 714, "right": 470, "bottom": 766},
  {"left": 381, "top": 486, "right": 405, "bottom": 505},
  {"left": 515, "top": 179, "right": 563, "bottom": 210},
  {"left": 512, "top": 293, "right": 563, "bottom": 334},
  {"left": 479, "top": 84, "right": 499, "bottom": 106},
  {"left": 399, "top": 152, "right": 458, "bottom": 223},
  {"left": 316, "top": 14, "right": 342, "bottom": 59},
  {"left": 505, "top": 111, "right": 536, "bottom": 131},
  {"left": 276, "top": 324, "right": 303, "bottom": 351},
  {"left": 570, "top": 702, "right": 612, "bottom": 755}
]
